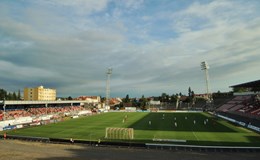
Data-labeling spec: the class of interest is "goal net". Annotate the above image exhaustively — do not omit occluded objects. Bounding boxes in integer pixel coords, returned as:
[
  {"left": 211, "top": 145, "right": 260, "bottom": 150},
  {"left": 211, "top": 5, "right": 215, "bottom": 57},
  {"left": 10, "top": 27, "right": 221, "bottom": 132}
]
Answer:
[{"left": 105, "top": 127, "right": 134, "bottom": 140}]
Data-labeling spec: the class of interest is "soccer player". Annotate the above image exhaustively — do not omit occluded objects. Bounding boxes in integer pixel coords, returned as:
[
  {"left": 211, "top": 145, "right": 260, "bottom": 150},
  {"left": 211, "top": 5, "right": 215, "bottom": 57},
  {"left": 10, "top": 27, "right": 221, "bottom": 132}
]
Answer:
[
  {"left": 3, "top": 132, "right": 6, "bottom": 140},
  {"left": 70, "top": 138, "right": 74, "bottom": 144}
]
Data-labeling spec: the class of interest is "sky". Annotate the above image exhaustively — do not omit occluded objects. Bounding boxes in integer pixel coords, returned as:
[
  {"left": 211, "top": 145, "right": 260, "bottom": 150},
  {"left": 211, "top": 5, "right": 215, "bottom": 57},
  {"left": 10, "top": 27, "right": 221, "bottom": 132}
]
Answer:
[{"left": 0, "top": 0, "right": 260, "bottom": 98}]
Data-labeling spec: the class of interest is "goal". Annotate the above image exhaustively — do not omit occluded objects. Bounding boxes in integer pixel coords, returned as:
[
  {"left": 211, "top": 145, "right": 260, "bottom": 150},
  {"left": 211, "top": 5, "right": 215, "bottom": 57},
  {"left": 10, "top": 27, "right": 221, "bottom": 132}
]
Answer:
[{"left": 105, "top": 127, "right": 134, "bottom": 140}]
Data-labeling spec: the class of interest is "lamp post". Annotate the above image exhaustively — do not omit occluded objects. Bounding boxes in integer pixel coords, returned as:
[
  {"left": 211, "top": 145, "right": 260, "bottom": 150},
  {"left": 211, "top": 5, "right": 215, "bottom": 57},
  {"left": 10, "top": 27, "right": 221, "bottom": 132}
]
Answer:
[
  {"left": 45, "top": 103, "right": 48, "bottom": 115},
  {"left": 176, "top": 95, "right": 180, "bottom": 109}
]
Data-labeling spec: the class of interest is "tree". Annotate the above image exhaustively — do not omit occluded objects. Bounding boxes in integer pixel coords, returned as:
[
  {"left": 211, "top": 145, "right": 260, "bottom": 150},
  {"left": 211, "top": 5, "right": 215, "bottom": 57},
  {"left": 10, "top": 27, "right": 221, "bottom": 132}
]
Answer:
[
  {"left": 18, "top": 89, "right": 21, "bottom": 100},
  {"left": 124, "top": 94, "right": 130, "bottom": 103},
  {"left": 12, "top": 92, "right": 17, "bottom": 100},
  {"left": 191, "top": 91, "right": 196, "bottom": 107},
  {"left": 191, "top": 91, "right": 195, "bottom": 98},
  {"left": 0, "top": 89, "right": 7, "bottom": 100},
  {"left": 7, "top": 92, "right": 12, "bottom": 100},
  {"left": 170, "top": 94, "right": 177, "bottom": 103},
  {"left": 188, "top": 87, "right": 192, "bottom": 97},
  {"left": 139, "top": 95, "right": 147, "bottom": 110},
  {"left": 132, "top": 98, "right": 138, "bottom": 107},
  {"left": 0, "top": 89, "right": 22, "bottom": 100},
  {"left": 160, "top": 93, "right": 169, "bottom": 102}
]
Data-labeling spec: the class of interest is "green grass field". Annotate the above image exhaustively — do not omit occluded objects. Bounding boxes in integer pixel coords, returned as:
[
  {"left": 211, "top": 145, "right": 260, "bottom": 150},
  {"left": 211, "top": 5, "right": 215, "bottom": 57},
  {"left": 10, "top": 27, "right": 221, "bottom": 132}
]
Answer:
[{"left": 4, "top": 112, "right": 260, "bottom": 146}]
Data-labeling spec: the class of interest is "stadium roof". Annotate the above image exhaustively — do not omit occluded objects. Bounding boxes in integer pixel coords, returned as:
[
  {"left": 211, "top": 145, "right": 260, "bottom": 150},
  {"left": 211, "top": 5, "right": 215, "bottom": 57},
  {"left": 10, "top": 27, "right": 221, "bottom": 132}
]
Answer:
[{"left": 230, "top": 80, "right": 260, "bottom": 88}]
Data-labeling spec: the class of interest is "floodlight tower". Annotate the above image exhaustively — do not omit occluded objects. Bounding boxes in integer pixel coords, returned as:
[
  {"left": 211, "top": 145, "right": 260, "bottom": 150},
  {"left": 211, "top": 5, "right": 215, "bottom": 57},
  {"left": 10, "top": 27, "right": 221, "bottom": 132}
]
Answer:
[
  {"left": 201, "top": 61, "right": 212, "bottom": 102},
  {"left": 105, "top": 68, "right": 112, "bottom": 110}
]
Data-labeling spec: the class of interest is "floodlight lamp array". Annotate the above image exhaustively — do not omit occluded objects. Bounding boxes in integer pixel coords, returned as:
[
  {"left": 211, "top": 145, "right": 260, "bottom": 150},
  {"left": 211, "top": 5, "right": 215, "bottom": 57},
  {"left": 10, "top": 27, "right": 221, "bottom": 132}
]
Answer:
[{"left": 201, "top": 61, "right": 209, "bottom": 70}]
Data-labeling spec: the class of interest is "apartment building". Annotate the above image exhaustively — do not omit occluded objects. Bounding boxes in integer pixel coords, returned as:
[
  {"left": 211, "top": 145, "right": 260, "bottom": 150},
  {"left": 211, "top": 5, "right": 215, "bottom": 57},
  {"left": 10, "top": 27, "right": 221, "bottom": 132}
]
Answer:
[{"left": 24, "top": 86, "right": 56, "bottom": 101}]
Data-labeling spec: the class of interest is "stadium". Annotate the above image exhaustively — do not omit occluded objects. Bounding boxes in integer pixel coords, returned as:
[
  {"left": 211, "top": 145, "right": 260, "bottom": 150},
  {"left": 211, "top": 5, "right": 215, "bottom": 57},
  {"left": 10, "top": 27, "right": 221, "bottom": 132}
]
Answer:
[
  {"left": 1, "top": 0, "right": 260, "bottom": 159},
  {"left": 1, "top": 80, "right": 260, "bottom": 159}
]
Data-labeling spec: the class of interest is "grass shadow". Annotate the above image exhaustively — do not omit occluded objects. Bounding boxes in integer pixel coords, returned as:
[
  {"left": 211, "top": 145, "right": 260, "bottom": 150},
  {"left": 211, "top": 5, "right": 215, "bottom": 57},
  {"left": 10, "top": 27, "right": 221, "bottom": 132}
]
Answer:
[{"left": 128, "top": 112, "right": 238, "bottom": 132}]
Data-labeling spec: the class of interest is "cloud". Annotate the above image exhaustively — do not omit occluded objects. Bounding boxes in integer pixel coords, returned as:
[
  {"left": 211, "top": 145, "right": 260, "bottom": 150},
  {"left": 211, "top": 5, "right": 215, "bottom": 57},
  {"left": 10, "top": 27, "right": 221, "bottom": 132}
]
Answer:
[
  {"left": 0, "top": 0, "right": 259, "bottom": 97},
  {"left": 120, "top": 0, "right": 260, "bottom": 95},
  {"left": 39, "top": 0, "right": 109, "bottom": 15},
  {"left": 170, "top": 0, "right": 255, "bottom": 32}
]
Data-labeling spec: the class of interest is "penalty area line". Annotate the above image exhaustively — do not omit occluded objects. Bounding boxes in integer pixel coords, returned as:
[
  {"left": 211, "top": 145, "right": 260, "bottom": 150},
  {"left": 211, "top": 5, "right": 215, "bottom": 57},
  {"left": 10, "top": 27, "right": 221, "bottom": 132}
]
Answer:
[{"left": 192, "top": 130, "right": 199, "bottom": 141}]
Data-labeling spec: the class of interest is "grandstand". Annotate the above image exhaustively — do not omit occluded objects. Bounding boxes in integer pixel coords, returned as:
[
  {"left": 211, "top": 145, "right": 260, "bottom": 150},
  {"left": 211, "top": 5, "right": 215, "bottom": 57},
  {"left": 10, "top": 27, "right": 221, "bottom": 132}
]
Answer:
[
  {"left": 0, "top": 100, "right": 93, "bottom": 131},
  {"left": 216, "top": 80, "right": 260, "bottom": 129}
]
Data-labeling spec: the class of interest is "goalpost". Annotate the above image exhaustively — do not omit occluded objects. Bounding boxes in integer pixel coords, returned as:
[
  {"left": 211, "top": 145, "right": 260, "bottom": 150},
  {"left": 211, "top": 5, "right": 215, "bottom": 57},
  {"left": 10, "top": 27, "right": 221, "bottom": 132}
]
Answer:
[{"left": 105, "top": 127, "right": 134, "bottom": 140}]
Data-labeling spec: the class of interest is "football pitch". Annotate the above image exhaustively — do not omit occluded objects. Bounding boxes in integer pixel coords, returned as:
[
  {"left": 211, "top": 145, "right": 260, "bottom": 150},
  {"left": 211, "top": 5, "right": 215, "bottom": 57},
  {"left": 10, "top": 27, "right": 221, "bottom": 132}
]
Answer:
[{"left": 4, "top": 112, "right": 260, "bottom": 146}]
